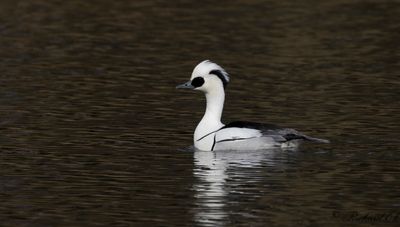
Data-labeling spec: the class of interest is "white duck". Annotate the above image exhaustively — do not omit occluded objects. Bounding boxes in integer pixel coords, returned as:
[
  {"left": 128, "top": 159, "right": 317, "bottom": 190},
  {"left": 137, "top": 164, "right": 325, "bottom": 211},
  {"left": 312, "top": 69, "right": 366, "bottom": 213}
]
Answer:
[{"left": 177, "top": 60, "right": 329, "bottom": 151}]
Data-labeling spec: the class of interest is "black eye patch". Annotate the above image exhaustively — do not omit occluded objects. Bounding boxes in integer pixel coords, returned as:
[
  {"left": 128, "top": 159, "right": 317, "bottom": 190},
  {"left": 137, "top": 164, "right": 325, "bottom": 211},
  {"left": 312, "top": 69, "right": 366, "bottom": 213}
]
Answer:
[{"left": 191, "top": 77, "right": 205, "bottom": 87}]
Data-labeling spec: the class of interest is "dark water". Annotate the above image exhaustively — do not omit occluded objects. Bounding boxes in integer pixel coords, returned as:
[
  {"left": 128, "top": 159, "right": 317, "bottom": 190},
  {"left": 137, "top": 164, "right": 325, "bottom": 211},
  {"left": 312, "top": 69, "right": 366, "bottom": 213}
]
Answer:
[{"left": 1, "top": 0, "right": 399, "bottom": 226}]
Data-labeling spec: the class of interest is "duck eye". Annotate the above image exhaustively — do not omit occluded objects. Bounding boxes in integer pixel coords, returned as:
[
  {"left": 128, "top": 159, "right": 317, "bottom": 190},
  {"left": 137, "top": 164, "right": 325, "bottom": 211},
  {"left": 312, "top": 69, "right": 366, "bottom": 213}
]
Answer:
[{"left": 191, "top": 77, "right": 205, "bottom": 87}]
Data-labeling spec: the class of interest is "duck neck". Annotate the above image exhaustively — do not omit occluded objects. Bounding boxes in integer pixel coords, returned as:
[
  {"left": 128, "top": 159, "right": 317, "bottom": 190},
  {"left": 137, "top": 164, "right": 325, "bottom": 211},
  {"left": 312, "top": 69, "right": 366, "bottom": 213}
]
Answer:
[
  {"left": 196, "top": 88, "right": 225, "bottom": 135},
  {"left": 204, "top": 89, "right": 225, "bottom": 124}
]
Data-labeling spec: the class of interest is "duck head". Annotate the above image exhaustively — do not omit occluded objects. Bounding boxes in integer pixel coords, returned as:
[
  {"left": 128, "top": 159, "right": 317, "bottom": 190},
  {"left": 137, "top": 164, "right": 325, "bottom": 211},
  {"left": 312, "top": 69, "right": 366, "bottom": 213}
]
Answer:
[{"left": 176, "top": 60, "right": 230, "bottom": 93}]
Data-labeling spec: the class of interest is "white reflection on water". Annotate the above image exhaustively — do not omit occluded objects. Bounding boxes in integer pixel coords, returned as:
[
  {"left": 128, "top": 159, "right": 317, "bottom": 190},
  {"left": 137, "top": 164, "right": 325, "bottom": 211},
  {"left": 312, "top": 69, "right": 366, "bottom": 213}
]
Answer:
[{"left": 192, "top": 149, "right": 286, "bottom": 226}]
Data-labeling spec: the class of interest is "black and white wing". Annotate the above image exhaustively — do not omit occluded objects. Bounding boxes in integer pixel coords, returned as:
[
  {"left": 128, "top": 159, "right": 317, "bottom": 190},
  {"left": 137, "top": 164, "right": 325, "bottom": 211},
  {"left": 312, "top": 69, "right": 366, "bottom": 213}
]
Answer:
[{"left": 216, "top": 121, "right": 329, "bottom": 144}]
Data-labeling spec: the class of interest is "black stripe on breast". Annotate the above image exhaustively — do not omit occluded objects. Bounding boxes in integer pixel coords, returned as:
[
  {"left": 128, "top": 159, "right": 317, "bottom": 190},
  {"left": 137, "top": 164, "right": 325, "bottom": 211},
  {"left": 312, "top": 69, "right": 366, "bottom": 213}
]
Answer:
[
  {"left": 211, "top": 134, "right": 217, "bottom": 151},
  {"left": 196, "top": 128, "right": 223, "bottom": 142}
]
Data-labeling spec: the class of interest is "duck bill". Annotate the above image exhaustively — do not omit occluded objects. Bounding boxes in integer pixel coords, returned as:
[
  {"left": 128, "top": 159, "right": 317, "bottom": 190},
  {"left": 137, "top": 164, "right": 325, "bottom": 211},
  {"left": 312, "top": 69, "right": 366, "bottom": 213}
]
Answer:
[{"left": 176, "top": 81, "right": 194, "bottom": 89}]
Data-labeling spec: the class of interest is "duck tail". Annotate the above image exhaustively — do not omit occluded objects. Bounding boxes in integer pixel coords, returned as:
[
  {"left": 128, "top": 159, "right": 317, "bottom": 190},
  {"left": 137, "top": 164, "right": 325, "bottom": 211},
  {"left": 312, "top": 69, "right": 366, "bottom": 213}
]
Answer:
[{"left": 303, "top": 135, "right": 330, "bottom": 144}]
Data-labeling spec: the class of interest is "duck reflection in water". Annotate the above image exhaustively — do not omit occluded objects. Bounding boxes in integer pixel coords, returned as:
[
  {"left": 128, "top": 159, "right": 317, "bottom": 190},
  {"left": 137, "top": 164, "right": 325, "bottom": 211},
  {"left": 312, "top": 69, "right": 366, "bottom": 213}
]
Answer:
[{"left": 192, "top": 148, "right": 289, "bottom": 226}]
